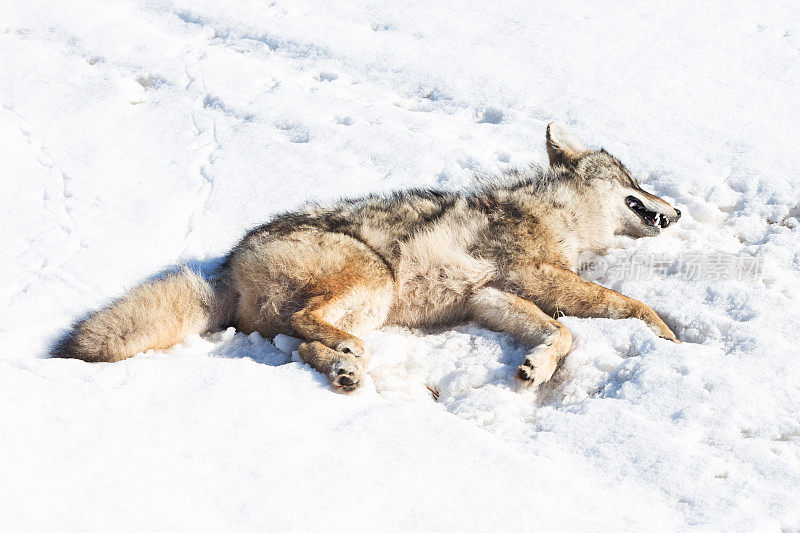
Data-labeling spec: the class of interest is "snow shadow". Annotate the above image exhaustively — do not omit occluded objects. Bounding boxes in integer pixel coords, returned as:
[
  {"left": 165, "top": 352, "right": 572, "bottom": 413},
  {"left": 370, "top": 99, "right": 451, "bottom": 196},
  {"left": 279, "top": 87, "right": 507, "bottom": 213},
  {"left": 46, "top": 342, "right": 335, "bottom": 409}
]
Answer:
[
  {"left": 201, "top": 328, "right": 293, "bottom": 367},
  {"left": 142, "top": 254, "right": 227, "bottom": 283}
]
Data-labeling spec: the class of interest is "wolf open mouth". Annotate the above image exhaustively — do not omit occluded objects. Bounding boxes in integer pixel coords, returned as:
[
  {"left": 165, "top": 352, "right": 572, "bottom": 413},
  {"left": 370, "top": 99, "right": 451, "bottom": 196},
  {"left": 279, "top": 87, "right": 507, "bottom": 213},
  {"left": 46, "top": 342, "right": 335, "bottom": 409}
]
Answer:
[{"left": 626, "top": 196, "right": 671, "bottom": 228}]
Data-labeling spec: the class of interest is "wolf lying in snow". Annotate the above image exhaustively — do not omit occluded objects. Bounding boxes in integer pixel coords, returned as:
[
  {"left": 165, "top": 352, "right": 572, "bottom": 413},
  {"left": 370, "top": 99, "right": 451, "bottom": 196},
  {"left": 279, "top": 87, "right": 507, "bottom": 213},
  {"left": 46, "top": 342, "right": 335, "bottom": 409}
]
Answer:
[{"left": 55, "top": 123, "right": 681, "bottom": 392}]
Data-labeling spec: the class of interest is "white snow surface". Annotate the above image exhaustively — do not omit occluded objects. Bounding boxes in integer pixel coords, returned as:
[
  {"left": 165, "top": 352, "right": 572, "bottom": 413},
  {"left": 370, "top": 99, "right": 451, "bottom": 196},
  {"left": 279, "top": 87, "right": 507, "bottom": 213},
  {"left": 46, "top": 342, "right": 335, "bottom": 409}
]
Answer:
[{"left": 2, "top": 1, "right": 800, "bottom": 531}]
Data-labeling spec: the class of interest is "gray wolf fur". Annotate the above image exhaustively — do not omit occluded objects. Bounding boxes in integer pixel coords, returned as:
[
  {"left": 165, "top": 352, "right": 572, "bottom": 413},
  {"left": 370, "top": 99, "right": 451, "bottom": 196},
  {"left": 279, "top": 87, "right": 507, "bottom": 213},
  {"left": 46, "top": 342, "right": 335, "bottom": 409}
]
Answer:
[{"left": 54, "top": 123, "right": 681, "bottom": 392}]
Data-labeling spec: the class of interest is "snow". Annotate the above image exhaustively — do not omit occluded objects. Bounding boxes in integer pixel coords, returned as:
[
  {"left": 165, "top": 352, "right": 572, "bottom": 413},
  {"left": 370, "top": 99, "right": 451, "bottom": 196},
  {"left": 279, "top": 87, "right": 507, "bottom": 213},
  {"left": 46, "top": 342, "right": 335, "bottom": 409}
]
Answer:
[{"left": 1, "top": 0, "right": 799, "bottom": 530}]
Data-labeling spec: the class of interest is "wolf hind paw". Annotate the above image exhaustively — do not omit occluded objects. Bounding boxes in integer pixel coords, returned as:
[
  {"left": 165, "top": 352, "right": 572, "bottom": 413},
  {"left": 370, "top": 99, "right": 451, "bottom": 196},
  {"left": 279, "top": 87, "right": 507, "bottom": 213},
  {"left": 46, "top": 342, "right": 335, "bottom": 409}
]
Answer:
[
  {"left": 335, "top": 339, "right": 368, "bottom": 360},
  {"left": 330, "top": 357, "right": 363, "bottom": 392}
]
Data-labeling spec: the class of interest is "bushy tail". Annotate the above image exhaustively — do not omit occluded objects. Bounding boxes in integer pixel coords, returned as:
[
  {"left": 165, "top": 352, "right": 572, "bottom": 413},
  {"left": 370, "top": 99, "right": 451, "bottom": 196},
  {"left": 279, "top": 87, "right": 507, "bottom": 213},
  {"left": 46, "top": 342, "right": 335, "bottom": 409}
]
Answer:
[{"left": 53, "top": 268, "right": 236, "bottom": 362}]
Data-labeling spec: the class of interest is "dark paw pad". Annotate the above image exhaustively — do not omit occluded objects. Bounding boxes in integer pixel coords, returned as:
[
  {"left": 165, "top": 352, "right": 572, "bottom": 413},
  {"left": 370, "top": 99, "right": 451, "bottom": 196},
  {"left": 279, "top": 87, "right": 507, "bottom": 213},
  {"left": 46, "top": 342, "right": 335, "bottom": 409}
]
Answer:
[
  {"left": 517, "top": 361, "right": 535, "bottom": 382},
  {"left": 334, "top": 372, "right": 360, "bottom": 392}
]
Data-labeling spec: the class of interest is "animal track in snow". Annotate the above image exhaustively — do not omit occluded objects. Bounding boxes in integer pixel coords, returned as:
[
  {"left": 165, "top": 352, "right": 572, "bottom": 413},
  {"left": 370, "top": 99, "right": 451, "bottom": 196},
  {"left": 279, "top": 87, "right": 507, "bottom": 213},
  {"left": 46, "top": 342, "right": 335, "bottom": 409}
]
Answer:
[
  {"left": 135, "top": 75, "right": 167, "bottom": 89},
  {"left": 181, "top": 111, "right": 221, "bottom": 258},
  {"left": 316, "top": 71, "right": 338, "bottom": 82},
  {"left": 202, "top": 94, "right": 254, "bottom": 122},
  {"left": 275, "top": 119, "right": 310, "bottom": 143},
  {"left": 371, "top": 22, "right": 396, "bottom": 32},
  {"left": 474, "top": 106, "right": 504, "bottom": 124}
]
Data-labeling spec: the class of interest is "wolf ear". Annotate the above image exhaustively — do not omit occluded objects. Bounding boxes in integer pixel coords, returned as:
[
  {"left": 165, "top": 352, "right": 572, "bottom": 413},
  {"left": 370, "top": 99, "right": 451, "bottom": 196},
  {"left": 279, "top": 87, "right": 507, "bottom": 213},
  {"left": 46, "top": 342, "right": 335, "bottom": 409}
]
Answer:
[{"left": 546, "top": 122, "right": 587, "bottom": 167}]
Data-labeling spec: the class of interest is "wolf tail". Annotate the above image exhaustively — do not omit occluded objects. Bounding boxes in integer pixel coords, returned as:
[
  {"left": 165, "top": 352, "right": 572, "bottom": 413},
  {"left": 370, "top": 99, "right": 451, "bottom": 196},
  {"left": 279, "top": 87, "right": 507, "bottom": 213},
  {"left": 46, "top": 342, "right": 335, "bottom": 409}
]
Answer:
[{"left": 53, "top": 267, "right": 237, "bottom": 362}]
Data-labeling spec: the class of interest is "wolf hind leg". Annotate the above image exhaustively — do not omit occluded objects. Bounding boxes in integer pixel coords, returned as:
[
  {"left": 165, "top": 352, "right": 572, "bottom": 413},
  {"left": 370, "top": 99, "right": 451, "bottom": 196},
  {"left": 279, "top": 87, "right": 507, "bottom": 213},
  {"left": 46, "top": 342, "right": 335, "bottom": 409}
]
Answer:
[
  {"left": 290, "top": 294, "right": 370, "bottom": 358},
  {"left": 229, "top": 229, "right": 393, "bottom": 390},
  {"left": 290, "top": 273, "right": 393, "bottom": 392},
  {"left": 468, "top": 287, "right": 572, "bottom": 387}
]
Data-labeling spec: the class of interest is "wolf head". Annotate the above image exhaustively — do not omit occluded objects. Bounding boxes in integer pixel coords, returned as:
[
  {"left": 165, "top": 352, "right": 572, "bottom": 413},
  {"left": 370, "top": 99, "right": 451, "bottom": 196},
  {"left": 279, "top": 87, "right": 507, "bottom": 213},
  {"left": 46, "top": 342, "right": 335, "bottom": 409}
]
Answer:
[{"left": 545, "top": 122, "right": 681, "bottom": 240}]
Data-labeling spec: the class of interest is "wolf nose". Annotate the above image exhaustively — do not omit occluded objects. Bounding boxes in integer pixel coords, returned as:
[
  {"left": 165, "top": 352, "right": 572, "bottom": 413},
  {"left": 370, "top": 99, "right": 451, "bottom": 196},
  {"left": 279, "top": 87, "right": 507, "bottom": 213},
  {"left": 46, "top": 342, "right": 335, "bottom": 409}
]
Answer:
[{"left": 674, "top": 208, "right": 681, "bottom": 220}]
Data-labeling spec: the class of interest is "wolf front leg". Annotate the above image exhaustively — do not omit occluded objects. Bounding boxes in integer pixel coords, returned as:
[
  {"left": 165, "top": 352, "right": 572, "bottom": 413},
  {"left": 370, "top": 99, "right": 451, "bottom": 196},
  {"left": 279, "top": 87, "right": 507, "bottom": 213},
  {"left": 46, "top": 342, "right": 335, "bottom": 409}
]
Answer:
[
  {"left": 513, "top": 263, "right": 678, "bottom": 342},
  {"left": 468, "top": 287, "right": 573, "bottom": 386}
]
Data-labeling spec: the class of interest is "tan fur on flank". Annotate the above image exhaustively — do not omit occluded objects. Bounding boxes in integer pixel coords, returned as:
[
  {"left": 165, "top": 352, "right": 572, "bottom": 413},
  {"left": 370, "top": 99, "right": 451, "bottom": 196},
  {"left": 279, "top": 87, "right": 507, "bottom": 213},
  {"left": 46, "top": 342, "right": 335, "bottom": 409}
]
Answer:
[{"left": 55, "top": 123, "right": 682, "bottom": 392}]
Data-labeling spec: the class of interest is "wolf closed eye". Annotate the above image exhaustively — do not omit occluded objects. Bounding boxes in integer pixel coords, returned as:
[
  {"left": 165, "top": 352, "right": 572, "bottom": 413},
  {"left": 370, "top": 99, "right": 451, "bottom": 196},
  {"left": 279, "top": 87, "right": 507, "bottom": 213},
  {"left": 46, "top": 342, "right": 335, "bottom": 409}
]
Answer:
[{"left": 54, "top": 123, "right": 681, "bottom": 392}]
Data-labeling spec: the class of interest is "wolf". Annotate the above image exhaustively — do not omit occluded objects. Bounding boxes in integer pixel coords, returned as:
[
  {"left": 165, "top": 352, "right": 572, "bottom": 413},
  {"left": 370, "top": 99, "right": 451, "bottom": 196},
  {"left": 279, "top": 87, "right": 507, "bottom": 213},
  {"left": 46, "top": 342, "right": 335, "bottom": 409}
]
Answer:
[{"left": 54, "top": 123, "right": 681, "bottom": 392}]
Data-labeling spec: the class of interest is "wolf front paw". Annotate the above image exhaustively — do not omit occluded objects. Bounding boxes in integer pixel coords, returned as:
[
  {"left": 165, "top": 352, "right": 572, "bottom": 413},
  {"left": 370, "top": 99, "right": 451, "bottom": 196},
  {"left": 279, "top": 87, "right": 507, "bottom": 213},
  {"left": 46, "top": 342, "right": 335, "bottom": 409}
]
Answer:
[
  {"left": 515, "top": 355, "right": 557, "bottom": 387},
  {"left": 649, "top": 317, "right": 680, "bottom": 343},
  {"left": 659, "top": 329, "right": 680, "bottom": 343},
  {"left": 641, "top": 310, "right": 680, "bottom": 343}
]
